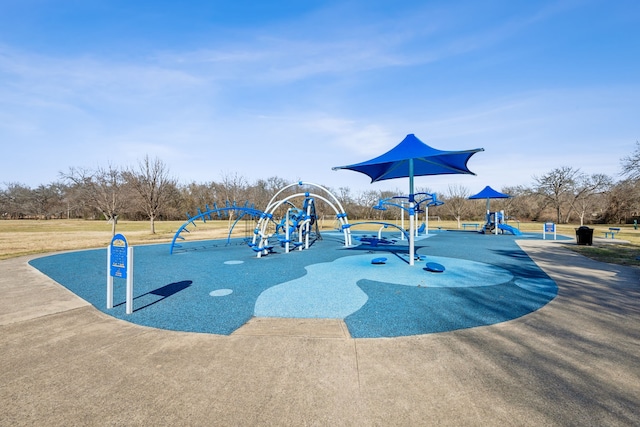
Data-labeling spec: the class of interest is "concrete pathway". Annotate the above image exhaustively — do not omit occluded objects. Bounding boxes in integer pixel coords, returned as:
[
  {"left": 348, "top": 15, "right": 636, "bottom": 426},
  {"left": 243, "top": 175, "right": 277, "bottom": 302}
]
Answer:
[{"left": 1, "top": 239, "right": 639, "bottom": 426}]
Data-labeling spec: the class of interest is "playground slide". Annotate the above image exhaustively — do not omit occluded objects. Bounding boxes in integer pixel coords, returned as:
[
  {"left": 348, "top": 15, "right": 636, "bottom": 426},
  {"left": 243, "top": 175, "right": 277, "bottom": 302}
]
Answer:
[{"left": 498, "top": 223, "right": 522, "bottom": 235}]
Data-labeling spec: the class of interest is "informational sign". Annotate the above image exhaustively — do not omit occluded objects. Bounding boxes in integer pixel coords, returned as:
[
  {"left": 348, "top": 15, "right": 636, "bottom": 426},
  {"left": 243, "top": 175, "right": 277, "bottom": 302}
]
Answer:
[
  {"left": 109, "top": 234, "right": 128, "bottom": 278},
  {"left": 107, "top": 233, "right": 134, "bottom": 314},
  {"left": 543, "top": 222, "right": 557, "bottom": 240}
]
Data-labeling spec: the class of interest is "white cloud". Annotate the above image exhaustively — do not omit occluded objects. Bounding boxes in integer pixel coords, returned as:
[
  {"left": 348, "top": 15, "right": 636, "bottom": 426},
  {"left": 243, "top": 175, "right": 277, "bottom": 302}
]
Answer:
[{"left": 1, "top": 1, "right": 638, "bottom": 197}]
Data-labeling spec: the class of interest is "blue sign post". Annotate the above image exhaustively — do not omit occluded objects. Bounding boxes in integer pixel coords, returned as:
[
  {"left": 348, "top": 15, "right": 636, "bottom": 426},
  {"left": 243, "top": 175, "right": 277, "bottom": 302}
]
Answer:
[{"left": 107, "top": 234, "right": 134, "bottom": 314}]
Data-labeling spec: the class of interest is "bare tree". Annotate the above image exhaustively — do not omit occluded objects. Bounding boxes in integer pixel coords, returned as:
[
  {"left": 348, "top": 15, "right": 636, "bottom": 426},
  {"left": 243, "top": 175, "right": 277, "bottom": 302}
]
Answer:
[
  {"left": 500, "top": 185, "right": 539, "bottom": 221},
  {"left": 570, "top": 173, "right": 612, "bottom": 225},
  {"left": 178, "top": 181, "right": 220, "bottom": 216},
  {"left": 533, "top": 166, "right": 580, "bottom": 224},
  {"left": 618, "top": 141, "right": 640, "bottom": 224},
  {"left": 443, "top": 184, "right": 471, "bottom": 228},
  {"left": 31, "top": 183, "right": 67, "bottom": 219},
  {"left": 124, "top": 156, "right": 177, "bottom": 234},
  {"left": 246, "top": 176, "right": 289, "bottom": 212},
  {"left": 215, "top": 171, "right": 249, "bottom": 230},
  {"left": 601, "top": 178, "right": 640, "bottom": 224},
  {"left": 60, "top": 164, "right": 126, "bottom": 235},
  {"left": 217, "top": 171, "right": 248, "bottom": 203},
  {"left": 620, "top": 140, "right": 640, "bottom": 180},
  {"left": 0, "top": 182, "right": 33, "bottom": 219},
  {"left": 353, "top": 190, "right": 392, "bottom": 220}
]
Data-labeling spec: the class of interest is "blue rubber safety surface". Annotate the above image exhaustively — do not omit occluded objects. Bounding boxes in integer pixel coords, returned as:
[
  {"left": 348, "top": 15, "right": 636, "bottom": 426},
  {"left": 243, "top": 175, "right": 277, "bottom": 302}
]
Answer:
[{"left": 29, "top": 230, "right": 566, "bottom": 338}]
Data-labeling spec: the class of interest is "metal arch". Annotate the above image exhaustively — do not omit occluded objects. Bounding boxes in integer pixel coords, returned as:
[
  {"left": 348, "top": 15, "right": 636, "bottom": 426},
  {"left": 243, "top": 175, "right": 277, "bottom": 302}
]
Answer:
[
  {"left": 344, "top": 221, "right": 411, "bottom": 242},
  {"left": 169, "top": 202, "right": 264, "bottom": 254},
  {"left": 252, "top": 191, "right": 351, "bottom": 257},
  {"left": 251, "top": 181, "right": 352, "bottom": 257}
]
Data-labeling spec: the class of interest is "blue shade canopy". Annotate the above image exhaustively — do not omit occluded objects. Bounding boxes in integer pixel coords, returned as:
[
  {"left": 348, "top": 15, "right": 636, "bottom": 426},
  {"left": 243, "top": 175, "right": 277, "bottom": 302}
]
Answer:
[
  {"left": 332, "top": 134, "right": 484, "bottom": 185},
  {"left": 333, "top": 134, "right": 484, "bottom": 266},
  {"left": 469, "top": 185, "right": 511, "bottom": 213},
  {"left": 469, "top": 186, "right": 511, "bottom": 200}
]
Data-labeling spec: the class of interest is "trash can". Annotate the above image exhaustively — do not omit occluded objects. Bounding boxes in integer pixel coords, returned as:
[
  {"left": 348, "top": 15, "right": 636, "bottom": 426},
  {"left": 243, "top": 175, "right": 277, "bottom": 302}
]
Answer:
[{"left": 575, "top": 226, "right": 593, "bottom": 245}]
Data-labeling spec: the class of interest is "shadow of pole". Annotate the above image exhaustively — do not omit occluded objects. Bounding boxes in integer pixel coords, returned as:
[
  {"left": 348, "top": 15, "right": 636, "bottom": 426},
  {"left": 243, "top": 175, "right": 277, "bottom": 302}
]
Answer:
[{"left": 114, "top": 280, "right": 193, "bottom": 312}]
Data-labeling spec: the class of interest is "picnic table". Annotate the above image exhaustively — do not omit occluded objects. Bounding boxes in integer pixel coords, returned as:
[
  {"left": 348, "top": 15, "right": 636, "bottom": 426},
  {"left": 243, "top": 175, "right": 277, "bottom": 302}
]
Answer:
[
  {"left": 604, "top": 227, "right": 620, "bottom": 239},
  {"left": 462, "top": 223, "right": 480, "bottom": 230}
]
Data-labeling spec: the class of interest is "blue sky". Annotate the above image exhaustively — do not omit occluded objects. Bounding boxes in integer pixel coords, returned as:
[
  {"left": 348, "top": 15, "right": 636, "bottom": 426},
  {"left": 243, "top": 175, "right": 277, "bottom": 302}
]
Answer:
[{"left": 1, "top": 0, "right": 638, "bottom": 195}]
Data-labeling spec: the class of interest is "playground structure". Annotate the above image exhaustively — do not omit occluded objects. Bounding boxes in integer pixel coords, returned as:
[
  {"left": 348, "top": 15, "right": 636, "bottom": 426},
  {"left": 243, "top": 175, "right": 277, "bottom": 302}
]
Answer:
[
  {"left": 481, "top": 210, "right": 522, "bottom": 236},
  {"left": 250, "top": 196, "right": 321, "bottom": 254},
  {"left": 339, "top": 192, "right": 442, "bottom": 254},
  {"left": 468, "top": 186, "right": 520, "bottom": 236},
  {"left": 371, "top": 193, "right": 442, "bottom": 239},
  {"left": 169, "top": 182, "right": 448, "bottom": 262},
  {"left": 169, "top": 182, "right": 352, "bottom": 257},
  {"left": 345, "top": 221, "right": 408, "bottom": 247},
  {"left": 251, "top": 181, "right": 352, "bottom": 257},
  {"left": 169, "top": 201, "right": 264, "bottom": 254},
  {"left": 169, "top": 181, "right": 453, "bottom": 264},
  {"left": 169, "top": 182, "right": 351, "bottom": 256}
]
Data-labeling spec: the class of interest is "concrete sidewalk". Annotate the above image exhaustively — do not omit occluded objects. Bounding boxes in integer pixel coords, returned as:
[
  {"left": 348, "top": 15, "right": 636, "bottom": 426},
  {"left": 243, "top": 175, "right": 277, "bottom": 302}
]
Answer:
[{"left": 1, "top": 240, "right": 639, "bottom": 426}]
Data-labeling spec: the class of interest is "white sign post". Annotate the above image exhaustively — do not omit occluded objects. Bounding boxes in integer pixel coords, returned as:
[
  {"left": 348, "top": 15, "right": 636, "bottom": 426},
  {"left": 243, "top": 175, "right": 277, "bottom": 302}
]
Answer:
[
  {"left": 107, "top": 248, "right": 113, "bottom": 309},
  {"left": 125, "top": 247, "right": 133, "bottom": 314},
  {"left": 107, "top": 233, "right": 134, "bottom": 314}
]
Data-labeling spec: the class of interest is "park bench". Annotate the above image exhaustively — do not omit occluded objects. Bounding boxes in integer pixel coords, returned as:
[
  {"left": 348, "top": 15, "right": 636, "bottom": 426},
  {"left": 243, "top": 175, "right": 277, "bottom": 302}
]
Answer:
[
  {"left": 604, "top": 227, "right": 621, "bottom": 239},
  {"left": 462, "top": 223, "right": 480, "bottom": 230}
]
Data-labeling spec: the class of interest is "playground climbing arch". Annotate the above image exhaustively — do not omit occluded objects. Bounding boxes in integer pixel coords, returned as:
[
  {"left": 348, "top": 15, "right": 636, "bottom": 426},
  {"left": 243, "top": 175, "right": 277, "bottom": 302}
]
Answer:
[
  {"left": 251, "top": 181, "right": 352, "bottom": 256},
  {"left": 169, "top": 181, "right": 352, "bottom": 256},
  {"left": 169, "top": 201, "right": 263, "bottom": 254}
]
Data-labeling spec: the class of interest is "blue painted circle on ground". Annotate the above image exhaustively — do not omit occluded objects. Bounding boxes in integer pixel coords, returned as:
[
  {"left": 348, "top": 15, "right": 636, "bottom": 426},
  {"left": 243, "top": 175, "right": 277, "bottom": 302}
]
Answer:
[{"left": 210, "top": 289, "right": 233, "bottom": 297}]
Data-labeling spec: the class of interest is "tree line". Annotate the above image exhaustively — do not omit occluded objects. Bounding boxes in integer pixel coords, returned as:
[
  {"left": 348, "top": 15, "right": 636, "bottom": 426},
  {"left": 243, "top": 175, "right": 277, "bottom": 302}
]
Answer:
[{"left": 2, "top": 144, "right": 640, "bottom": 232}]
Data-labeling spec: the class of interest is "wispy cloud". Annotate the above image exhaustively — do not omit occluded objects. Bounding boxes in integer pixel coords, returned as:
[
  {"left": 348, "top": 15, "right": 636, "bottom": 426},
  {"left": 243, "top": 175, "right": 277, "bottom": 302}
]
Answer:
[{"left": 0, "top": 0, "right": 638, "bottom": 193}]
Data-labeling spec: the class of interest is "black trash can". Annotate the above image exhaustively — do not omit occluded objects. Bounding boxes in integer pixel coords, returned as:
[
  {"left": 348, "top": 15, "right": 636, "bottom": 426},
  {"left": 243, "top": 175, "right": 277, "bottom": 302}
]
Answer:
[{"left": 575, "top": 226, "right": 593, "bottom": 245}]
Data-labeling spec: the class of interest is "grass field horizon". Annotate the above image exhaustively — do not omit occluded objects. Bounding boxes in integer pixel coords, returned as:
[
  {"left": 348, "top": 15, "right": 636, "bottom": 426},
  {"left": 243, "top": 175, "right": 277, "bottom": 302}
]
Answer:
[{"left": 1, "top": 218, "right": 639, "bottom": 267}]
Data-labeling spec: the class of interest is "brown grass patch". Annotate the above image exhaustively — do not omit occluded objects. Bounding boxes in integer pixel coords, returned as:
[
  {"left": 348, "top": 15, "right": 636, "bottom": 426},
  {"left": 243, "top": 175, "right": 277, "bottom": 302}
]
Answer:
[
  {"left": 0, "top": 219, "right": 239, "bottom": 259},
  {"left": 2, "top": 219, "right": 640, "bottom": 270},
  {"left": 568, "top": 243, "right": 640, "bottom": 267}
]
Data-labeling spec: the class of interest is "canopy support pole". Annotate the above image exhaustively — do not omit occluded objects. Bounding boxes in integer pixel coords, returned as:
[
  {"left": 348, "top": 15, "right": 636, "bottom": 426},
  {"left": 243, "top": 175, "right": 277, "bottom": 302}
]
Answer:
[{"left": 409, "top": 159, "right": 415, "bottom": 266}]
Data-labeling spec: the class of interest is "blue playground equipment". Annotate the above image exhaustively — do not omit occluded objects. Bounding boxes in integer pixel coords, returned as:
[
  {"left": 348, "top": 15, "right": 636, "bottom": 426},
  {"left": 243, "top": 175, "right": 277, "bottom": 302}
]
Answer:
[
  {"left": 252, "top": 181, "right": 352, "bottom": 256},
  {"left": 343, "top": 193, "right": 443, "bottom": 257},
  {"left": 344, "top": 221, "right": 409, "bottom": 246},
  {"left": 425, "top": 261, "right": 445, "bottom": 272},
  {"left": 271, "top": 196, "right": 322, "bottom": 252},
  {"left": 169, "top": 201, "right": 264, "bottom": 254},
  {"left": 498, "top": 223, "right": 522, "bottom": 235},
  {"left": 481, "top": 210, "right": 522, "bottom": 235},
  {"left": 170, "top": 181, "right": 352, "bottom": 257},
  {"left": 469, "top": 186, "right": 520, "bottom": 236},
  {"left": 371, "top": 192, "right": 443, "bottom": 239}
]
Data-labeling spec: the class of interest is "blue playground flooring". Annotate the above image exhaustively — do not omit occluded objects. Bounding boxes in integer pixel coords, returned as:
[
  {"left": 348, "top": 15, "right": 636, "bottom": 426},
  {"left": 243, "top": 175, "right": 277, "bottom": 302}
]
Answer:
[{"left": 29, "top": 230, "right": 565, "bottom": 338}]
